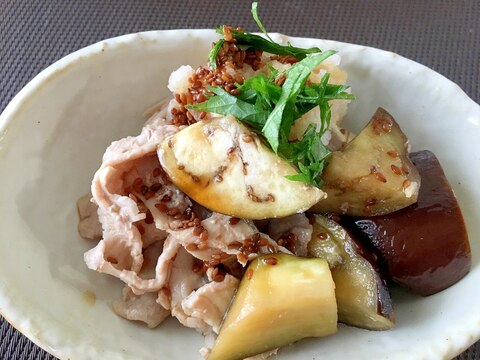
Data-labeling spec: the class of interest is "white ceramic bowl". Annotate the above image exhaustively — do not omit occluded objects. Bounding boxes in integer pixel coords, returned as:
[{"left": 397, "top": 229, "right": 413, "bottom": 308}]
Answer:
[{"left": 0, "top": 30, "right": 479, "bottom": 360}]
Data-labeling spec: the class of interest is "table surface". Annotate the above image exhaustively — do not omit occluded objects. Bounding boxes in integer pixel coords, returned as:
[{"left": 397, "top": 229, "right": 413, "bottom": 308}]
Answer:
[{"left": 0, "top": 1, "right": 479, "bottom": 359}]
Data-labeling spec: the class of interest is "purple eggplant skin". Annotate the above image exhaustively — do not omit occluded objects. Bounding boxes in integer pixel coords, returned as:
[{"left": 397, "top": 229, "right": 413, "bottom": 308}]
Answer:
[{"left": 341, "top": 150, "right": 471, "bottom": 296}]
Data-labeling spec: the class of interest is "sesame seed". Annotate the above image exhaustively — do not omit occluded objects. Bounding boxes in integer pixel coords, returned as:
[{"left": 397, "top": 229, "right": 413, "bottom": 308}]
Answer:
[
  {"left": 275, "top": 75, "right": 286, "bottom": 86},
  {"left": 374, "top": 172, "right": 387, "bottom": 183},
  {"left": 391, "top": 164, "right": 402, "bottom": 175},
  {"left": 193, "top": 225, "right": 204, "bottom": 236},
  {"left": 223, "top": 26, "right": 233, "bottom": 42},
  {"left": 227, "top": 242, "right": 242, "bottom": 250},
  {"left": 266, "top": 244, "right": 276, "bottom": 254},
  {"left": 150, "top": 183, "right": 162, "bottom": 192},
  {"left": 106, "top": 256, "right": 118, "bottom": 264},
  {"left": 263, "top": 257, "right": 278, "bottom": 266},
  {"left": 197, "top": 242, "right": 208, "bottom": 250},
  {"left": 186, "top": 243, "right": 199, "bottom": 251},
  {"left": 258, "top": 238, "right": 269, "bottom": 247},
  {"left": 270, "top": 55, "right": 299, "bottom": 64},
  {"left": 161, "top": 194, "right": 171, "bottom": 202},
  {"left": 237, "top": 253, "right": 247, "bottom": 263},
  {"left": 229, "top": 217, "right": 241, "bottom": 225},
  {"left": 208, "top": 259, "right": 220, "bottom": 268},
  {"left": 371, "top": 165, "right": 387, "bottom": 183},
  {"left": 200, "top": 230, "right": 209, "bottom": 242},
  {"left": 213, "top": 273, "right": 225, "bottom": 282}
]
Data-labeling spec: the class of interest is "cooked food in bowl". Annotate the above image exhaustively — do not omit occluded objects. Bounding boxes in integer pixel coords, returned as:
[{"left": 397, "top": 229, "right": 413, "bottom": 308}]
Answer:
[{"left": 76, "top": 3, "right": 471, "bottom": 359}]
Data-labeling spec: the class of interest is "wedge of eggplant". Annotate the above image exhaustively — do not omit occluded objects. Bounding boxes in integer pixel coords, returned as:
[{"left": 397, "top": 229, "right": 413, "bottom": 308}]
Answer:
[
  {"left": 312, "top": 108, "right": 421, "bottom": 216},
  {"left": 158, "top": 116, "right": 324, "bottom": 219},
  {"left": 342, "top": 150, "right": 471, "bottom": 296},
  {"left": 208, "top": 254, "right": 337, "bottom": 360},
  {"left": 309, "top": 214, "right": 394, "bottom": 330}
]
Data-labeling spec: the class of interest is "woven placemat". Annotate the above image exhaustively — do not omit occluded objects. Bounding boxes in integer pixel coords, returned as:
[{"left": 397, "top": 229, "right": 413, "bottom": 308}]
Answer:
[{"left": 1, "top": 1, "right": 479, "bottom": 359}]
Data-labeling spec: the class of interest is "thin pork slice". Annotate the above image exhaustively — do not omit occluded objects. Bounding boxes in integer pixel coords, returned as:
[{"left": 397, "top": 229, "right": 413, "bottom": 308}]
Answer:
[
  {"left": 169, "top": 212, "right": 291, "bottom": 267},
  {"left": 268, "top": 214, "right": 313, "bottom": 257},
  {"left": 112, "top": 241, "right": 170, "bottom": 327},
  {"left": 85, "top": 106, "right": 191, "bottom": 294},
  {"left": 113, "top": 286, "right": 170, "bottom": 328},
  {"left": 181, "top": 274, "right": 239, "bottom": 334},
  {"left": 159, "top": 247, "right": 210, "bottom": 332}
]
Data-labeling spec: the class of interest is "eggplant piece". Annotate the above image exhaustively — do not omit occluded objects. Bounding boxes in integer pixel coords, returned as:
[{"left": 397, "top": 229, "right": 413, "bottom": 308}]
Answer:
[
  {"left": 158, "top": 117, "right": 324, "bottom": 219},
  {"left": 342, "top": 150, "right": 471, "bottom": 296},
  {"left": 208, "top": 254, "right": 337, "bottom": 360},
  {"left": 309, "top": 215, "right": 394, "bottom": 330},
  {"left": 312, "top": 108, "right": 421, "bottom": 216}
]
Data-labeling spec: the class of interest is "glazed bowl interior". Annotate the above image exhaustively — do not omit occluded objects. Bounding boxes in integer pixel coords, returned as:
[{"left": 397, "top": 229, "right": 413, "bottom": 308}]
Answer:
[{"left": 0, "top": 30, "right": 479, "bottom": 360}]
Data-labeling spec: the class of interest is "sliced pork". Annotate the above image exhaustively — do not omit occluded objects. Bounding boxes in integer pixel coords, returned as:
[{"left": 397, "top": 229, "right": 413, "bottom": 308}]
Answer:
[
  {"left": 84, "top": 107, "right": 192, "bottom": 294},
  {"left": 159, "top": 247, "right": 208, "bottom": 331},
  {"left": 268, "top": 214, "right": 313, "bottom": 257},
  {"left": 169, "top": 212, "right": 291, "bottom": 267},
  {"left": 112, "top": 240, "right": 169, "bottom": 328},
  {"left": 182, "top": 274, "right": 239, "bottom": 334},
  {"left": 113, "top": 286, "right": 169, "bottom": 328}
]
